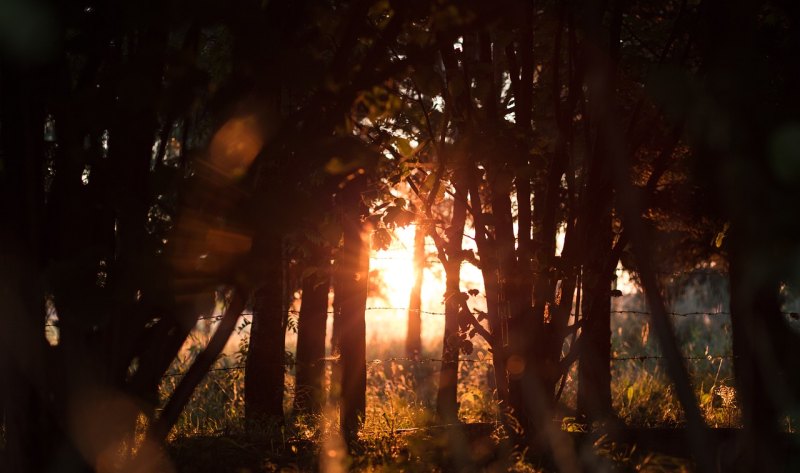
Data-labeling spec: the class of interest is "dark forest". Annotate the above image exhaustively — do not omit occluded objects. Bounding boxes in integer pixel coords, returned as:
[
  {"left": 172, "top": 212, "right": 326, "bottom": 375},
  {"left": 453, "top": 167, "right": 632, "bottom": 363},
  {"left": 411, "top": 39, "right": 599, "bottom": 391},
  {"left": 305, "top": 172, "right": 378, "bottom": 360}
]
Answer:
[{"left": 2, "top": 0, "right": 800, "bottom": 471}]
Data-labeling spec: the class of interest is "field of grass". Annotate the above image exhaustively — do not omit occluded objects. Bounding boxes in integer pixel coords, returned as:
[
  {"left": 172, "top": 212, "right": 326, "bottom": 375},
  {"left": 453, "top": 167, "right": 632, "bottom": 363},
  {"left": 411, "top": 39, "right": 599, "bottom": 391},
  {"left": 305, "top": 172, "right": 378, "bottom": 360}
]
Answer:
[{"left": 147, "top": 285, "right": 777, "bottom": 472}]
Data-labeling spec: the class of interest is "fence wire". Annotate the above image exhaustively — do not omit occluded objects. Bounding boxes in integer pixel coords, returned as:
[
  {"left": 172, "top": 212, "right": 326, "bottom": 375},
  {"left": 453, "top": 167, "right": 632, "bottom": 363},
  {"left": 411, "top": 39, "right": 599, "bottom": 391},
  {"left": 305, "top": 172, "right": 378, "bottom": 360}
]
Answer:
[{"left": 160, "top": 351, "right": 737, "bottom": 379}]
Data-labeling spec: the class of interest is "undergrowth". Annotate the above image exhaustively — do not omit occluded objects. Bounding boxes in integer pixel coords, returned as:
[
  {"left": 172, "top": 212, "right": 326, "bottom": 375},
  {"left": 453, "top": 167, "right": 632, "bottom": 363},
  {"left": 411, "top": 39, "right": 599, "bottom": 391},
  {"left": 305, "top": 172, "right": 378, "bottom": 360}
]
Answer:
[{"left": 155, "top": 292, "right": 750, "bottom": 471}]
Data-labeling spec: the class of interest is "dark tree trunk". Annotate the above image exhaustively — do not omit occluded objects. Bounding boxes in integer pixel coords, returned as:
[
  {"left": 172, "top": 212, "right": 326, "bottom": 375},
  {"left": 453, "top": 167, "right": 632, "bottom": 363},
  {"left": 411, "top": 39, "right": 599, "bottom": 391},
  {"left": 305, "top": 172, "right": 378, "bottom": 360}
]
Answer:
[
  {"left": 463, "top": 164, "right": 509, "bottom": 406},
  {"left": 0, "top": 55, "right": 92, "bottom": 471},
  {"left": 516, "top": 24, "right": 569, "bottom": 434},
  {"left": 337, "top": 179, "right": 369, "bottom": 442},
  {"left": 146, "top": 291, "right": 247, "bottom": 445},
  {"left": 245, "top": 233, "right": 286, "bottom": 426},
  {"left": 576, "top": 209, "right": 613, "bottom": 421},
  {"left": 576, "top": 93, "right": 615, "bottom": 421},
  {"left": 488, "top": 162, "right": 527, "bottom": 431},
  {"left": 293, "top": 247, "right": 331, "bottom": 416},
  {"left": 518, "top": 142, "right": 561, "bottom": 439},
  {"left": 435, "top": 173, "right": 467, "bottom": 424},
  {"left": 405, "top": 223, "right": 425, "bottom": 358},
  {"left": 728, "top": 232, "right": 797, "bottom": 472}
]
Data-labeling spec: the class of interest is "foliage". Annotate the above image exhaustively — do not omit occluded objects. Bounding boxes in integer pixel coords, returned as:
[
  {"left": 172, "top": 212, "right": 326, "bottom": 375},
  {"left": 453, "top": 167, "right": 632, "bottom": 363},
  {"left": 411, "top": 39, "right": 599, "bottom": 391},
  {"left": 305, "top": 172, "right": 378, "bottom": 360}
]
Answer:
[{"left": 157, "top": 289, "right": 750, "bottom": 470}]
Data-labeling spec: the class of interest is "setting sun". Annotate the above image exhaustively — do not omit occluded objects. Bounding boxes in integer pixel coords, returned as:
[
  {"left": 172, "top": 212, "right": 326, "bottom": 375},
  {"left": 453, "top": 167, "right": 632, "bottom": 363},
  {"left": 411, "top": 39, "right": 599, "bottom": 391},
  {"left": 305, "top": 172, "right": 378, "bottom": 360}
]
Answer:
[{"left": 366, "top": 224, "right": 487, "bottom": 345}]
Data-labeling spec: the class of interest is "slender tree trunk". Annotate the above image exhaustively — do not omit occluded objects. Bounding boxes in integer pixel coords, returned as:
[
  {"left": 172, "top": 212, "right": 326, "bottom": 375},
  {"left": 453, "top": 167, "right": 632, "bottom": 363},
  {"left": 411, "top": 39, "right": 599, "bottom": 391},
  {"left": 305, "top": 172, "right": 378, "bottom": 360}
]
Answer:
[
  {"left": 338, "top": 179, "right": 369, "bottom": 442},
  {"left": 293, "top": 247, "right": 331, "bottom": 416},
  {"left": 147, "top": 290, "right": 247, "bottom": 445},
  {"left": 435, "top": 174, "right": 467, "bottom": 424},
  {"left": 245, "top": 232, "right": 286, "bottom": 426},
  {"left": 328, "top": 265, "right": 343, "bottom": 407},
  {"left": 406, "top": 224, "right": 425, "bottom": 358},
  {"left": 436, "top": 262, "right": 462, "bottom": 424}
]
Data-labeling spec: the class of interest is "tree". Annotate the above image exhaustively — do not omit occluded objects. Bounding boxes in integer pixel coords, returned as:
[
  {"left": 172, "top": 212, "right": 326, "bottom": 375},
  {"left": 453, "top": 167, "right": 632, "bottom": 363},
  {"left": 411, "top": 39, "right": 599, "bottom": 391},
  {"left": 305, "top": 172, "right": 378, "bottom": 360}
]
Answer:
[
  {"left": 0, "top": 1, "right": 432, "bottom": 469},
  {"left": 336, "top": 176, "right": 370, "bottom": 443},
  {"left": 293, "top": 243, "right": 332, "bottom": 416},
  {"left": 405, "top": 222, "right": 426, "bottom": 359},
  {"left": 672, "top": 1, "right": 800, "bottom": 469}
]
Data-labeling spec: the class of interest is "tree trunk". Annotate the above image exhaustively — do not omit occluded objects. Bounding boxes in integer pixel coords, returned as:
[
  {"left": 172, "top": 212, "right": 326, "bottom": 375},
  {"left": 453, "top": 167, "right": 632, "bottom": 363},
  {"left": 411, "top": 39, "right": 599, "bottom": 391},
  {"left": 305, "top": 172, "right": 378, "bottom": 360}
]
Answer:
[
  {"left": 245, "top": 233, "right": 286, "bottom": 426},
  {"left": 728, "top": 231, "right": 796, "bottom": 471},
  {"left": 576, "top": 210, "right": 613, "bottom": 421},
  {"left": 293, "top": 247, "right": 331, "bottom": 416},
  {"left": 146, "top": 290, "right": 247, "bottom": 445},
  {"left": 405, "top": 223, "right": 425, "bottom": 358},
  {"left": 435, "top": 263, "right": 462, "bottom": 424},
  {"left": 337, "top": 179, "right": 369, "bottom": 443},
  {"left": 464, "top": 164, "right": 509, "bottom": 406},
  {"left": 435, "top": 174, "right": 467, "bottom": 424}
]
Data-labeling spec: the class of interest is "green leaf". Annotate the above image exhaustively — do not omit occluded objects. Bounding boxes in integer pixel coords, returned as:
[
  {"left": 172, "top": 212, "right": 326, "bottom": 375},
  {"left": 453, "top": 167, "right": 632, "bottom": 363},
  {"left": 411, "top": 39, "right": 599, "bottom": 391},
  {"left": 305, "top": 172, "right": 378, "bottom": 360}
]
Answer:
[{"left": 394, "top": 137, "right": 413, "bottom": 157}]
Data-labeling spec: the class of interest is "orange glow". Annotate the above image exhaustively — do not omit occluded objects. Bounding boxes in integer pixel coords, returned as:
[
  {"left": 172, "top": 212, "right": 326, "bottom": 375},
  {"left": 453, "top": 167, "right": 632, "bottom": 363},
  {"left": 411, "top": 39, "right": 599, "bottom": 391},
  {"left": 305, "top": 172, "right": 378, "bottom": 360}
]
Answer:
[
  {"left": 366, "top": 224, "right": 486, "bottom": 345},
  {"left": 204, "top": 228, "right": 252, "bottom": 255},
  {"left": 507, "top": 355, "right": 526, "bottom": 376},
  {"left": 364, "top": 223, "right": 636, "bottom": 345},
  {"left": 208, "top": 114, "right": 264, "bottom": 179}
]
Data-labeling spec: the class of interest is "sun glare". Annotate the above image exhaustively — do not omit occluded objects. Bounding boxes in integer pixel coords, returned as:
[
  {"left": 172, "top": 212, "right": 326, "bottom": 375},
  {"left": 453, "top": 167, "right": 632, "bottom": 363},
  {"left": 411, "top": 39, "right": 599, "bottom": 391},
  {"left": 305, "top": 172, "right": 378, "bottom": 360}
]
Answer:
[
  {"left": 366, "top": 224, "right": 486, "bottom": 346},
  {"left": 365, "top": 223, "right": 637, "bottom": 345}
]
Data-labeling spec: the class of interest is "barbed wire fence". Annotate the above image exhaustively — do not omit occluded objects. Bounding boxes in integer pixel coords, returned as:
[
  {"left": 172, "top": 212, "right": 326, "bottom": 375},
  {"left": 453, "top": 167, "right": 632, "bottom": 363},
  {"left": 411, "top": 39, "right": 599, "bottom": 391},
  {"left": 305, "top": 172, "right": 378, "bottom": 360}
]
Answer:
[
  {"left": 150, "top": 306, "right": 800, "bottom": 379},
  {"left": 40, "top": 246, "right": 799, "bottom": 380},
  {"left": 160, "top": 353, "right": 741, "bottom": 379}
]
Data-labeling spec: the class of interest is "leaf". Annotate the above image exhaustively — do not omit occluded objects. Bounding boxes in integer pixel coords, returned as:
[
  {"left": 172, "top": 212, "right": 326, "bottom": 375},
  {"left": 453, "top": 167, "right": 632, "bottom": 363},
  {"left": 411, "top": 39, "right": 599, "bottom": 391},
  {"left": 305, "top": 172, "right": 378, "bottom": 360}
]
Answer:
[
  {"left": 371, "top": 227, "right": 393, "bottom": 251},
  {"left": 461, "top": 340, "right": 474, "bottom": 355},
  {"left": 445, "top": 292, "right": 469, "bottom": 304},
  {"left": 467, "top": 288, "right": 480, "bottom": 296},
  {"left": 420, "top": 171, "right": 438, "bottom": 192},
  {"left": 393, "top": 209, "right": 416, "bottom": 227},
  {"left": 714, "top": 222, "right": 730, "bottom": 248},
  {"left": 446, "top": 333, "right": 462, "bottom": 349},
  {"left": 366, "top": 214, "right": 383, "bottom": 227},
  {"left": 393, "top": 138, "right": 414, "bottom": 157},
  {"left": 382, "top": 205, "right": 401, "bottom": 225}
]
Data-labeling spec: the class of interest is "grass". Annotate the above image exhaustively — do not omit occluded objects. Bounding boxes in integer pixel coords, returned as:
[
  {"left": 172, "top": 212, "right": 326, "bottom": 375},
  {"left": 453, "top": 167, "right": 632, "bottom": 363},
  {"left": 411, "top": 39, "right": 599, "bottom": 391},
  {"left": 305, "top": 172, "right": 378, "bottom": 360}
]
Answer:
[{"left": 153, "top": 288, "right": 757, "bottom": 471}]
